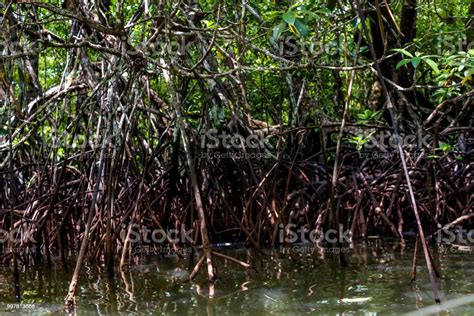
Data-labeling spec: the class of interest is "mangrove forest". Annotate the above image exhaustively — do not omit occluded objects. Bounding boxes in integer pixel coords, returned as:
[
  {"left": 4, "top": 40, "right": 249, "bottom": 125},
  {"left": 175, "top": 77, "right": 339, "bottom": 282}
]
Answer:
[{"left": 0, "top": 0, "right": 473, "bottom": 314}]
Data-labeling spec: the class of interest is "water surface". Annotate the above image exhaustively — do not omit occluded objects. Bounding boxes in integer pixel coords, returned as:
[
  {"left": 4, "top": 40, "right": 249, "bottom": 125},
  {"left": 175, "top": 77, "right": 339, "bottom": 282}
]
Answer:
[{"left": 0, "top": 241, "right": 473, "bottom": 315}]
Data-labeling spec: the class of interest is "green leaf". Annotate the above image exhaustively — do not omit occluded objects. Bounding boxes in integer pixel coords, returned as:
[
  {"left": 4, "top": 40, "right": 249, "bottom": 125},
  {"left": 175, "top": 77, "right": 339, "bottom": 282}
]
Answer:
[
  {"left": 299, "top": 9, "right": 320, "bottom": 20},
  {"left": 288, "top": 23, "right": 298, "bottom": 35},
  {"left": 392, "top": 48, "right": 413, "bottom": 58},
  {"left": 272, "top": 21, "right": 287, "bottom": 41},
  {"left": 263, "top": 10, "right": 285, "bottom": 20},
  {"left": 289, "top": 1, "right": 304, "bottom": 11},
  {"left": 294, "top": 19, "right": 309, "bottom": 37},
  {"left": 411, "top": 56, "right": 421, "bottom": 68},
  {"left": 446, "top": 55, "right": 459, "bottom": 62},
  {"left": 396, "top": 59, "right": 412, "bottom": 70},
  {"left": 282, "top": 11, "right": 296, "bottom": 25},
  {"left": 315, "top": 7, "right": 332, "bottom": 15},
  {"left": 423, "top": 58, "right": 440, "bottom": 73},
  {"left": 422, "top": 55, "right": 441, "bottom": 58}
]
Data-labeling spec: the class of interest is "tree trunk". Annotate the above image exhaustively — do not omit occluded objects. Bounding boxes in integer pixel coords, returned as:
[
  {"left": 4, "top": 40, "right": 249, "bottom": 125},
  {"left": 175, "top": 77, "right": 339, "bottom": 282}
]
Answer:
[
  {"left": 465, "top": 2, "right": 474, "bottom": 50},
  {"left": 400, "top": 0, "right": 417, "bottom": 45}
]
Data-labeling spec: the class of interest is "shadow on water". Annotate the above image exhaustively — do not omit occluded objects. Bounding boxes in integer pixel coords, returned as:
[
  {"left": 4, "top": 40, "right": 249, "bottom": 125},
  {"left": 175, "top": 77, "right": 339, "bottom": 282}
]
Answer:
[{"left": 0, "top": 239, "right": 473, "bottom": 315}]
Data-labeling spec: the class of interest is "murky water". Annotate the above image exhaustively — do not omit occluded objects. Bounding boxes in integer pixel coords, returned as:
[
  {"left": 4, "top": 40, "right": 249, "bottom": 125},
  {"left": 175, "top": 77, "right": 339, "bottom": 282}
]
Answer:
[{"left": 0, "top": 241, "right": 473, "bottom": 315}]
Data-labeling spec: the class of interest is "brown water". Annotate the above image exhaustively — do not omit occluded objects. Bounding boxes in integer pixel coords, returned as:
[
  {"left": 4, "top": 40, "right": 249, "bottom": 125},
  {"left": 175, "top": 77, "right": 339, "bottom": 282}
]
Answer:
[{"left": 0, "top": 241, "right": 473, "bottom": 315}]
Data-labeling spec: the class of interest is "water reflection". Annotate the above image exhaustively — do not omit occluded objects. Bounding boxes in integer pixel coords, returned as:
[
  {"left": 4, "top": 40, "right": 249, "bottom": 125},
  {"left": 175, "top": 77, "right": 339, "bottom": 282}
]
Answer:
[{"left": 0, "top": 241, "right": 473, "bottom": 315}]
